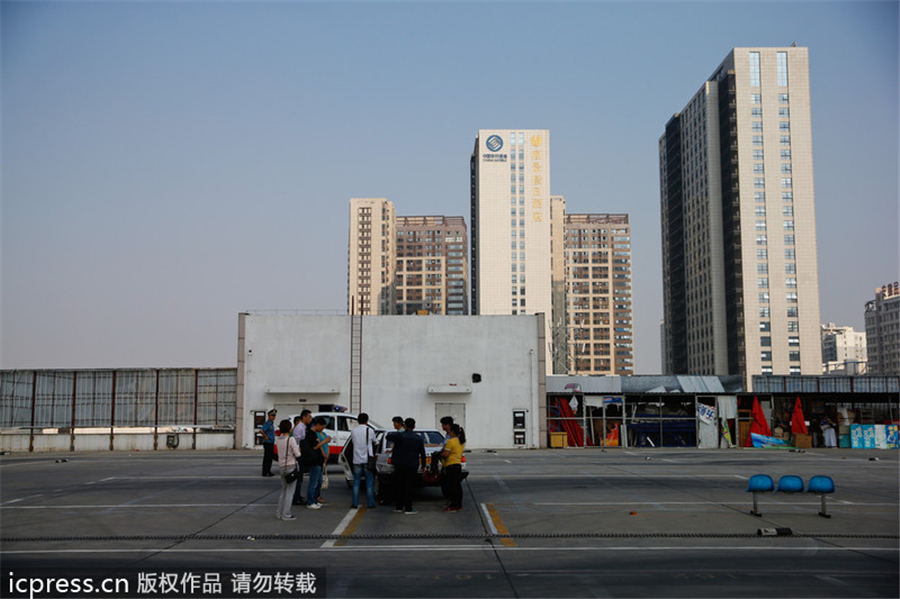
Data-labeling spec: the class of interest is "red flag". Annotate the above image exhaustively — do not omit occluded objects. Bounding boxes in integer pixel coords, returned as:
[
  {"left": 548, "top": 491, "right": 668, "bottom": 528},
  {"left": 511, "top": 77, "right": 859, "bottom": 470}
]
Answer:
[
  {"left": 747, "top": 396, "right": 771, "bottom": 445},
  {"left": 791, "top": 396, "right": 808, "bottom": 434}
]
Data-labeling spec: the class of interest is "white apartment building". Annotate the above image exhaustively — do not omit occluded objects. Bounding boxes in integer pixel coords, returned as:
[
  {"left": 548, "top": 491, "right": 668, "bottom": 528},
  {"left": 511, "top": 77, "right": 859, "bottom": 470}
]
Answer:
[
  {"left": 471, "top": 129, "right": 553, "bottom": 370},
  {"left": 821, "top": 322, "right": 867, "bottom": 374},
  {"left": 660, "top": 47, "right": 822, "bottom": 390},
  {"left": 348, "top": 198, "right": 396, "bottom": 315},
  {"left": 866, "top": 282, "right": 900, "bottom": 375}
]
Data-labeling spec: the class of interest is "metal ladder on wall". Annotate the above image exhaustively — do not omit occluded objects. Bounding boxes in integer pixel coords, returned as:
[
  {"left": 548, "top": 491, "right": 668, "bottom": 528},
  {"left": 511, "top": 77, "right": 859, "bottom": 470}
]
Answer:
[{"left": 349, "top": 298, "right": 363, "bottom": 414}]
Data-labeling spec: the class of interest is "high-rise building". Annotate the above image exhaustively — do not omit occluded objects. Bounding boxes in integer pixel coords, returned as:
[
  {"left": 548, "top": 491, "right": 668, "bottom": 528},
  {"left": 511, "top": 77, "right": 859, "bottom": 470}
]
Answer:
[
  {"left": 659, "top": 47, "right": 822, "bottom": 388},
  {"left": 348, "top": 198, "right": 396, "bottom": 315},
  {"left": 395, "top": 216, "right": 469, "bottom": 315},
  {"left": 471, "top": 130, "right": 553, "bottom": 367},
  {"left": 821, "top": 322, "right": 867, "bottom": 374},
  {"left": 561, "top": 213, "right": 633, "bottom": 375},
  {"left": 865, "top": 282, "right": 900, "bottom": 375}
]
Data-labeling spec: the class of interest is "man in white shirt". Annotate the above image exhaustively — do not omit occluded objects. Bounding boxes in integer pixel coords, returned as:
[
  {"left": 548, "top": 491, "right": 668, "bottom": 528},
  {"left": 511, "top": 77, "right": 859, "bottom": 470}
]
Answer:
[
  {"left": 291, "top": 410, "right": 312, "bottom": 505},
  {"left": 349, "top": 412, "right": 377, "bottom": 509}
]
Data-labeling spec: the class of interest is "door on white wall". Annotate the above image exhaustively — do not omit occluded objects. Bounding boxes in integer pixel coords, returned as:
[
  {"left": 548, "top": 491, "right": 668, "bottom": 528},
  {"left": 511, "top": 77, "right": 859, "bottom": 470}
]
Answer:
[{"left": 435, "top": 403, "right": 466, "bottom": 432}]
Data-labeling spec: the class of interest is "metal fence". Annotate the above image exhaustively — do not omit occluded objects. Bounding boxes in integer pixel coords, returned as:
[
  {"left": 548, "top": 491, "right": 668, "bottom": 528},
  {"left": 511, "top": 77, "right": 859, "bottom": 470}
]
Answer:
[{"left": 0, "top": 369, "right": 236, "bottom": 429}]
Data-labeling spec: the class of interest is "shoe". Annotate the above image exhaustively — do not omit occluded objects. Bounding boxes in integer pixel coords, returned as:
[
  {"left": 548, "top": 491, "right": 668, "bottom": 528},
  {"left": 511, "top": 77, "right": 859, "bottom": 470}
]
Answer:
[
  {"left": 368, "top": 505, "right": 376, "bottom": 509},
  {"left": 263, "top": 472, "right": 275, "bottom": 477},
  {"left": 292, "top": 500, "right": 304, "bottom": 506},
  {"left": 404, "top": 510, "right": 419, "bottom": 515},
  {"left": 393, "top": 509, "right": 404, "bottom": 513},
  {"left": 317, "top": 497, "right": 328, "bottom": 503},
  {"left": 275, "top": 514, "right": 283, "bottom": 520},
  {"left": 282, "top": 515, "right": 296, "bottom": 521},
  {"left": 307, "top": 503, "right": 322, "bottom": 510},
  {"left": 442, "top": 506, "right": 459, "bottom": 512},
  {"left": 351, "top": 505, "right": 359, "bottom": 509}
]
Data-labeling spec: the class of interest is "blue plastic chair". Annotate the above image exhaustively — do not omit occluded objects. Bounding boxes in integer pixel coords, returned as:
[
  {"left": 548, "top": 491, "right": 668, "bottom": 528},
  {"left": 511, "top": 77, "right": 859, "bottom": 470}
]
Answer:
[
  {"left": 776, "top": 475, "right": 805, "bottom": 494},
  {"left": 746, "top": 474, "right": 775, "bottom": 517},
  {"left": 807, "top": 475, "right": 835, "bottom": 519}
]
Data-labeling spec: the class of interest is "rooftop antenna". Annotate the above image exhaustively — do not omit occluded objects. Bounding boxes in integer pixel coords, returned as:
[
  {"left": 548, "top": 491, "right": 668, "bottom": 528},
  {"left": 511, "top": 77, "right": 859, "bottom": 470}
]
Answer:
[{"left": 791, "top": 41, "right": 797, "bottom": 47}]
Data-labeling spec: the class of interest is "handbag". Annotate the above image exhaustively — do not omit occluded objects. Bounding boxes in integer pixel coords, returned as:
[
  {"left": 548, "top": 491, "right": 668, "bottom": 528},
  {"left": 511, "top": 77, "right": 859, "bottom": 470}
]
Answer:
[
  {"left": 366, "top": 427, "right": 377, "bottom": 472},
  {"left": 322, "top": 471, "right": 330, "bottom": 490},
  {"left": 284, "top": 464, "right": 300, "bottom": 484}
]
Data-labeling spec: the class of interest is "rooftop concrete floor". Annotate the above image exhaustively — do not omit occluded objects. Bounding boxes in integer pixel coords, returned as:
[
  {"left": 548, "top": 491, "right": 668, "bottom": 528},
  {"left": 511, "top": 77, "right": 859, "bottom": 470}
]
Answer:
[{"left": 1, "top": 447, "right": 897, "bottom": 598}]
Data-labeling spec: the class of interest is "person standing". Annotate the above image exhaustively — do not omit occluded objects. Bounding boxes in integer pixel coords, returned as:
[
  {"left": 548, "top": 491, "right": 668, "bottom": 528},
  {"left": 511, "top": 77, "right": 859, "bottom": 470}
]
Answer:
[
  {"left": 274, "top": 419, "right": 301, "bottom": 520},
  {"left": 386, "top": 418, "right": 426, "bottom": 515},
  {"left": 349, "top": 413, "right": 377, "bottom": 509},
  {"left": 259, "top": 409, "right": 277, "bottom": 477},
  {"left": 302, "top": 417, "right": 331, "bottom": 509},
  {"left": 392, "top": 416, "right": 405, "bottom": 432},
  {"left": 291, "top": 410, "right": 313, "bottom": 505},
  {"left": 438, "top": 416, "right": 454, "bottom": 502},
  {"left": 441, "top": 424, "right": 466, "bottom": 512}
]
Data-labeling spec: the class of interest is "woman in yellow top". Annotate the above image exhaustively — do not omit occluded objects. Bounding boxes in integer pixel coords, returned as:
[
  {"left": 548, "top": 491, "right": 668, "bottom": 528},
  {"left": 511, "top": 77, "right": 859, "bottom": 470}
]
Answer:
[{"left": 440, "top": 424, "right": 466, "bottom": 512}]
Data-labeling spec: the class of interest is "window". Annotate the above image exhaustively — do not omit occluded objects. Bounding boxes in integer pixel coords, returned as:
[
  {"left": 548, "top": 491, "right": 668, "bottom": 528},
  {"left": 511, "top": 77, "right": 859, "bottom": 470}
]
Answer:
[
  {"left": 789, "top": 366, "right": 801, "bottom": 375},
  {"left": 756, "top": 234, "right": 767, "bottom": 245},
  {"left": 789, "top": 336, "right": 800, "bottom": 346},
  {"left": 783, "top": 206, "right": 794, "bottom": 216},
  {"left": 758, "top": 263, "right": 769, "bottom": 274},
  {"left": 752, "top": 107, "right": 762, "bottom": 117},
  {"left": 759, "top": 292, "right": 770, "bottom": 303},
  {"left": 789, "top": 351, "right": 801, "bottom": 362},
  {"left": 752, "top": 121, "right": 763, "bottom": 132},
  {"left": 754, "top": 163, "right": 765, "bottom": 173},
  {"left": 750, "top": 52, "right": 761, "bottom": 87},
  {"left": 755, "top": 206, "right": 767, "bottom": 217},
  {"left": 788, "top": 321, "right": 799, "bottom": 332},
  {"left": 760, "top": 307, "right": 770, "bottom": 318},
  {"left": 755, "top": 178, "right": 766, "bottom": 188},
  {"left": 783, "top": 220, "right": 794, "bottom": 230},
  {"left": 761, "top": 336, "right": 771, "bottom": 347},
  {"left": 755, "top": 192, "right": 766, "bottom": 202},
  {"left": 756, "top": 220, "right": 767, "bottom": 230},
  {"left": 753, "top": 149, "right": 765, "bottom": 160},
  {"left": 785, "top": 235, "right": 795, "bottom": 245},
  {"left": 781, "top": 178, "right": 793, "bottom": 188},
  {"left": 779, "top": 93, "right": 789, "bottom": 104},
  {"left": 782, "top": 191, "right": 793, "bottom": 202},
  {"left": 758, "top": 278, "right": 769, "bottom": 288},
  {"left": 787, "top": 307, "right": 799, "bottom": 318},
  {"left": 781, "top": 149, "right": 792, "bottom": 160},
  {"left": 751, "top": 93, "right": 762, "bottom": 104},
  {"left": 785, "top": 248, "right": 796, "bottom": 260},
  {"left": 753, "top": 136, "right": 764, "bottom": 146},
  {"left": 786, "top": 291, "right": 798, "bottom": 303},
  {"left": 777, "top": 51, "right": 789, "bottom": 86},
  {"left": 785, "top": 263, "right": 796, "bottom": 274},
  {"left": 757, "top": 248, "right": 768, "bottom": 260},
  {"left": 780, "top": 136, "right": 791, "bottom": 146},
  {"left": 761, "top": 351, "right": 772, "bottom": 362},
  {"left": 779, "top": 107, "right": 790, "bottom": 118},
  {"left": 780, "top": 122, "right": 791, "bottom": 132},
  {"left": 786, "top": 277, "right": 797, "bottom": 288},
  {"left": 781, "top": 164, "right": 792, "bottom": 174}
]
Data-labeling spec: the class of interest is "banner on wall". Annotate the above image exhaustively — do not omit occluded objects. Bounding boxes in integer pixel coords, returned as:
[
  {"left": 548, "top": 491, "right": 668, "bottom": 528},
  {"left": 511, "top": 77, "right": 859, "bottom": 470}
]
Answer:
[
  {"left": 697, "top": 403, "right": 716, "bottom": 424},
  {"left": 750, "top": 433, "right": 793, "bottom": 449}
]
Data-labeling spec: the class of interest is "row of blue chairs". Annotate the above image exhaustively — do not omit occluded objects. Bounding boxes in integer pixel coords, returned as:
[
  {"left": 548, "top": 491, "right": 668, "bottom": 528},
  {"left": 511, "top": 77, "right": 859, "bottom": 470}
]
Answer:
[{"left": 746, "top": 474, "right": 836, "bottom": 518}]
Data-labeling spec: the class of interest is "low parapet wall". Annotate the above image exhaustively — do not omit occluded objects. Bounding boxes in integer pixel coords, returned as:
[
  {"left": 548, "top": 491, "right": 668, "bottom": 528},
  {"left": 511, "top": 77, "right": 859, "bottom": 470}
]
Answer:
[{"left": 0, "top": 428, "right": 235, "bottom": 452}]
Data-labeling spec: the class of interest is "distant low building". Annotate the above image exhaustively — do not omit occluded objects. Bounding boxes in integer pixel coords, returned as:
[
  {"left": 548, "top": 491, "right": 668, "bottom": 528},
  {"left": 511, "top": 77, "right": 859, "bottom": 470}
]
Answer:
[{"left": 821, "top": 322, "right": 867, "bottom": 375}]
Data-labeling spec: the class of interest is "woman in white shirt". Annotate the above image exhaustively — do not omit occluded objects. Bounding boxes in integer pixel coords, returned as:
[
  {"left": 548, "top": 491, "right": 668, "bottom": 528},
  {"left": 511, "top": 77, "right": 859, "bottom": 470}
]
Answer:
[{"left": 275, "top": 419, "right": 302, "bottom": 520}]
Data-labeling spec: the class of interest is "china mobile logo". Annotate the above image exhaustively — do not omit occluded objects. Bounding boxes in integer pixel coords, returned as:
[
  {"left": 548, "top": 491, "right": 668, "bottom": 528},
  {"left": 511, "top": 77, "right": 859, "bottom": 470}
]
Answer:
[{"left": 485, "top": 135, "right": 503, "bottom": 152}]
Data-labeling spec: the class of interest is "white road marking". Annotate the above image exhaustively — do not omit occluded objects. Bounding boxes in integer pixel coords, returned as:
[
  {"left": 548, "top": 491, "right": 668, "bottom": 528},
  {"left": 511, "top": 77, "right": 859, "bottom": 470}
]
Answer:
[{"left": 321, "top": 508, "right": 362, "bottom": 548}]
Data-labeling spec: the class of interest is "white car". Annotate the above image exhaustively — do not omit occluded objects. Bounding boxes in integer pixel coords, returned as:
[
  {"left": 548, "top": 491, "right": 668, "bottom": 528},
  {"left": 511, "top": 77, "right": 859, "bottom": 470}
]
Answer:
[
  {"left": 285, "top": 412, "right": 383, "bottom": 463},
  {"left": 338, "top": 428, "right": 468, "bottom": 501}
]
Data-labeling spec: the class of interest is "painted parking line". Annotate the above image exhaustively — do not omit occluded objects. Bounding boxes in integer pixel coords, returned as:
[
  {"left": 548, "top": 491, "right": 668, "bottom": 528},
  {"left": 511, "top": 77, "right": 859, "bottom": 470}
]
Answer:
[
  {"left": 484, "top": 503, "right": 516, "bottom": 548},
  {"left": 322, "top": 507, "right": 368, "bottom": 548}
]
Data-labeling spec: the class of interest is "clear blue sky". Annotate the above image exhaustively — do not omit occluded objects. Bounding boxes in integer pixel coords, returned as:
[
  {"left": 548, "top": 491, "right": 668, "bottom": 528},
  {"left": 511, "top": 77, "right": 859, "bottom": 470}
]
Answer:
[{"left": 2, "top": 1, "right": 898, "bottom": 372}]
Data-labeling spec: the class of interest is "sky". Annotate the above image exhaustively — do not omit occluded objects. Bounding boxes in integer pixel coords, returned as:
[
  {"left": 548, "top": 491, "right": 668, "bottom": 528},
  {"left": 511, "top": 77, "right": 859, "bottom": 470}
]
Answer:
[{"left": 2, "top": 0, "right": 898, "bottom": 373}]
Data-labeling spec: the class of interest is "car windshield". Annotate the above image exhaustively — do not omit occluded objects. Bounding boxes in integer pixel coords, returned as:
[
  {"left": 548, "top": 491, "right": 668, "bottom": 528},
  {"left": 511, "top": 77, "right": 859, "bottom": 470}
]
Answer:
[{"left": 384, "top": 431, "right": 445, "bottom": 449}]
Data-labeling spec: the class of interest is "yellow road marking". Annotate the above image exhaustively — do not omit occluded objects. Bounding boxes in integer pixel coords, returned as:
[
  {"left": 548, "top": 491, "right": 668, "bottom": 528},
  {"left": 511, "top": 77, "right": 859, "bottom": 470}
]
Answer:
[
  {"left": 333, "top": 506, "right": 368, "bottom": 547},
  {"left": 485, "top": 503, "right": 517, "bottom": 547}
]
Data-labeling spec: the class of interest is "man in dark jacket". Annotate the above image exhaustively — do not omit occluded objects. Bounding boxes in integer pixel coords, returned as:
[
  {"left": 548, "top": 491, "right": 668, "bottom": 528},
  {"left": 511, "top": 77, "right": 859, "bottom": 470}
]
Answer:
[{"left": 386, "top": 418, "right": 426, "bottom": 515}]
